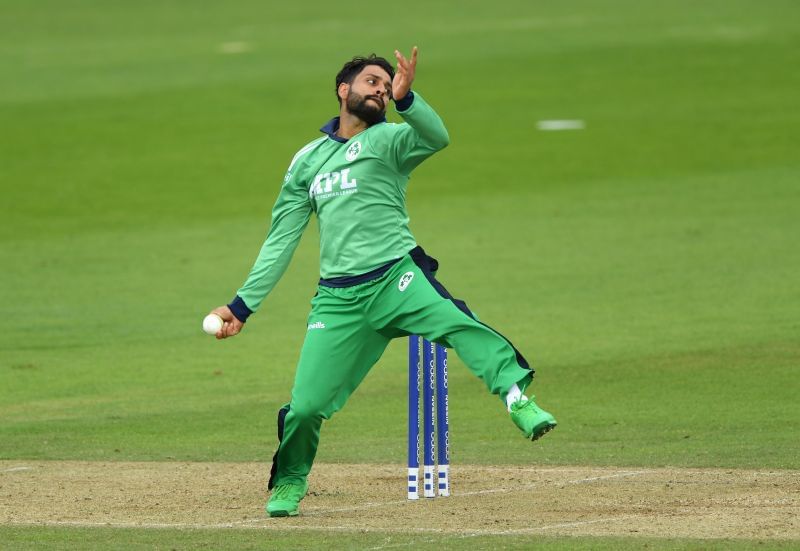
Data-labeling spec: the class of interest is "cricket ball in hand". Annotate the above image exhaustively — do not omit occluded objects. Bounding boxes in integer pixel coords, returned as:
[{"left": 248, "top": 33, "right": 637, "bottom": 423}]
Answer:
[{"left": 202, "top": 313, "right": 224, "bottom": 335}]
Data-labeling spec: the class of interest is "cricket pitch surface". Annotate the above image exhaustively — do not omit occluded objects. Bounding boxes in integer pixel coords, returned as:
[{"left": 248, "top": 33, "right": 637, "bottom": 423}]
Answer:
[{"left": 1, "top": 461, "right": 798, "bottom": 540}]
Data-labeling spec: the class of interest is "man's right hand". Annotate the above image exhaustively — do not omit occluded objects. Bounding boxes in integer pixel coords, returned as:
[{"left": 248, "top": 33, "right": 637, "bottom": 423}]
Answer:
[{"left": 210, "top": 305, "right": 244, "bottom": 340}]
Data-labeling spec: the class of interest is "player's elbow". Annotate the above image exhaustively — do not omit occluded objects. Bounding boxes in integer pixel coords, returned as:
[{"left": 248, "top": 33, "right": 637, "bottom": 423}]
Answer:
[{"left": 431, "top": 128, "right": 450, "bottom": 151}]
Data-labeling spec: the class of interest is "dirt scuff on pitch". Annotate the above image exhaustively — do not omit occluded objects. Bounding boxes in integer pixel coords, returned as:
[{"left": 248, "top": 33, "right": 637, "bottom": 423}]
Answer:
[{"left": 1, "top": 461, "right": 798, "bottom": 540}]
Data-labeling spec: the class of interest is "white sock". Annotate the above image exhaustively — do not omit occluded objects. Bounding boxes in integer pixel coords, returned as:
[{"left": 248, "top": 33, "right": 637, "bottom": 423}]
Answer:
[{"left": 505, "top": 383, "right": 528, "bottom": 412}]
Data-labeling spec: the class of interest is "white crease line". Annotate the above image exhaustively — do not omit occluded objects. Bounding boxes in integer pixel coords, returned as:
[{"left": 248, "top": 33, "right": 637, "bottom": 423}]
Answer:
[
  {"left": 365, "top": 516, "right": 638, "bottom": 549},
  {"left": 457, "top": 470, "right": 648, "bottom": 498},
  {"left": 5, "top": 520, "right": 241, "bottom": 530},
  {"left": 508, "top": 515, "right": 639, "bottom": 534},
  {"left": 2, "top": 521, "right": 442, "bottom": 534},
  {"left": 367, "top": 536, "right": 440, "bottom": 550},
  {"left": 471, "top": 466, "right": 628, "bottom": 472},
  {"left": 2, "top": 519, "right": 637, "bottom": 537},
  {"left": 267, "top": 470, "right": 648, "bottom": 518},
  {"left": 2, "top": 471, "right": 649, "bottom": 532},
  {"left": 1, "top": 466, "right": 32, "bottom": 473},
  {"left": 567, "top": 471, "right": 648, "bottom": 484}
]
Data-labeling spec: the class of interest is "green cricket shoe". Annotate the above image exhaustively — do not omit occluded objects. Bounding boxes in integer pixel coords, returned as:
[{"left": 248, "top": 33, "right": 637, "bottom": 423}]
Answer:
[
  {"left": 510, "top": 396, "right": 557, "bottom": 441},
  {"left": 266, "top": 480, "right": 308, "bottom": 517}
]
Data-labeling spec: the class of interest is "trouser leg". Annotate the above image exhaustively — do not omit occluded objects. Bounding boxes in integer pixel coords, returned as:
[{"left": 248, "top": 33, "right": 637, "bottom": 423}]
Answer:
[
  {"left": 368, "top": 251, "right": 533, "bottom": 399},
  {"left": 269, "top": 289, "right": 390, "bottom": 488}
]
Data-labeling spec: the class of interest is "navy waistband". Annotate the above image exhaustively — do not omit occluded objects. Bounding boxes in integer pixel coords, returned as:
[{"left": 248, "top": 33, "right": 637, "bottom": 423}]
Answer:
[{"left": 319, "top": 256, "right": 404, "bottom": 288}]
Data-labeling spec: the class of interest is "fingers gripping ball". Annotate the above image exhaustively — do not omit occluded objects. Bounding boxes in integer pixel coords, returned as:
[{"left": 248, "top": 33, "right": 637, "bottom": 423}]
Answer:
[{"left": 202, "top": 314, "right": 224, "bottom": 335}]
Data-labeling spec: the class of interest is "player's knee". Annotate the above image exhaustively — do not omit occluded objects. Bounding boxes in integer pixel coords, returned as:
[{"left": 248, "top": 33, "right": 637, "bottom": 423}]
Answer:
[{"left": 289, "top": 399, "right": 331, "bottom": 423}]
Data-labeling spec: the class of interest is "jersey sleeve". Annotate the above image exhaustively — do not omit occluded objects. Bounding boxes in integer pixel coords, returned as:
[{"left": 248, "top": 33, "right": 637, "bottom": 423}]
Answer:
[
  {"left": 390, "top": 92, "right": 450, "bottom": 175},
  {"left": 234, "top": 165, "right": 312, "bottom": 315}
]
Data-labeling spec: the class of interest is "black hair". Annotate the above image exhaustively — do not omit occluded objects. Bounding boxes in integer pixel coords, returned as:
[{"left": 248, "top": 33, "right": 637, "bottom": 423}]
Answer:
[{"left": 335, "top": 54, "right": 395, "bottom": 104}]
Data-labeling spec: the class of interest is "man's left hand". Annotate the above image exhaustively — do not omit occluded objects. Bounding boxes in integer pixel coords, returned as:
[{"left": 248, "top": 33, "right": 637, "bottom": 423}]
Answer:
[{"left": 393, "top": 46, "right": 418, "bottom": 102}]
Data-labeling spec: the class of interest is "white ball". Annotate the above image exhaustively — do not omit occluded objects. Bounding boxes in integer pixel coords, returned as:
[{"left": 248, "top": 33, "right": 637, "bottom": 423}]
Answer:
[{"left": 202, "top": 313, "right": 224, "bottom": 335}]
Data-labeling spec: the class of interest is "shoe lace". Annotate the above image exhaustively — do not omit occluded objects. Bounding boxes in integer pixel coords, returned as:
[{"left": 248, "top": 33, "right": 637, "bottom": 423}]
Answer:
[{"left": 511, "top": 395, "right": 539, "bottom": 413}]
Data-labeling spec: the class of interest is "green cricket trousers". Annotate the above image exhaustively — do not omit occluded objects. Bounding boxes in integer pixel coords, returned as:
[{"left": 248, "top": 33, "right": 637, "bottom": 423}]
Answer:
[{"left": 268, "top": 246, "right": 533, "bottom": 488}]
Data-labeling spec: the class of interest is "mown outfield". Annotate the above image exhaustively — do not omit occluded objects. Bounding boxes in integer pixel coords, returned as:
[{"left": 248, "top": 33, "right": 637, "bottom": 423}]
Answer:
[{"left": 1, "top": 0, "right": 799, "bottom": 548}]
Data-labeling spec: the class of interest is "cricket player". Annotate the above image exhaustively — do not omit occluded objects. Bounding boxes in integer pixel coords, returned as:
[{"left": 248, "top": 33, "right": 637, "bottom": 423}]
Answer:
[{"left": 209, "top": 48, "right": 557, "bottom": 517}]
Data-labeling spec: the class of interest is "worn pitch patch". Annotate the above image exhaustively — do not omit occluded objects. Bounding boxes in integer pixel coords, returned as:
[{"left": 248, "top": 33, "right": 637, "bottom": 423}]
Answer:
[{"left": 1, "top": 461, "right": 798, "bottom": 540}]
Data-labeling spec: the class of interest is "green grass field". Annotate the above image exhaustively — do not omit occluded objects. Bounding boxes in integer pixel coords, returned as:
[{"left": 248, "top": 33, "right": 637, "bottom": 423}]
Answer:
[{"left": 2, "top": 0, "right": 799, "bottom": 548}]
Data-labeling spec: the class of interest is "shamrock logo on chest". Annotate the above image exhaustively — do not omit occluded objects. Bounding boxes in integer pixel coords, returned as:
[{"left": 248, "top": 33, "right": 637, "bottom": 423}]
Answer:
[{"left": 345, "top": 140, "right": 362, "bottom": 162}]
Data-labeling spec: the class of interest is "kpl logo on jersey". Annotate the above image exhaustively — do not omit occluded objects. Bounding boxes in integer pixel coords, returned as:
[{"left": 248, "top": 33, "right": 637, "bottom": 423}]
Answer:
[
  {"left": 309, "top": 141, "right": 364, "bottom": 201},
  {"left": 309, "top": 168, "right": 357, "bottom": 200}
]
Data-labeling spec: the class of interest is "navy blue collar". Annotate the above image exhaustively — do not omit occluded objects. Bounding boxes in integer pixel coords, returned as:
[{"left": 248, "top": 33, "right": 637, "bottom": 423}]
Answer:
[{"left": 320, "top": 116, "right": 386, "bottom": 143}]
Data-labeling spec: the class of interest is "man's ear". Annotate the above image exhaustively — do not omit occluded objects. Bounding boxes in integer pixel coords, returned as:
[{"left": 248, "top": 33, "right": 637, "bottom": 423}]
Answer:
[{"left": 338, "top": 82, "right": 349, "bottom": 103}]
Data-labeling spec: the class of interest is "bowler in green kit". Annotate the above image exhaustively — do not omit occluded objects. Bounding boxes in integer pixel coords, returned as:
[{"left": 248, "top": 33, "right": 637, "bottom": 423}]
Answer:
[{"left": 209, "top": 47, "right": 557, "bottom": 517}]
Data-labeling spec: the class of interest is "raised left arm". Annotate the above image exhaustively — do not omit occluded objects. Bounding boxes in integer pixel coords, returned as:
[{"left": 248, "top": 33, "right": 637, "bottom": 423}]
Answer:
[{"left": 392, "top": 46, "right": 418, "bottom": 102}]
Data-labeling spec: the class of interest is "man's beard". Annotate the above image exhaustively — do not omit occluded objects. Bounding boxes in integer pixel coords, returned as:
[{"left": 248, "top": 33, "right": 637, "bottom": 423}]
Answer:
[{"left": 346, "top": 91, "right": 385, "bottom": 125}]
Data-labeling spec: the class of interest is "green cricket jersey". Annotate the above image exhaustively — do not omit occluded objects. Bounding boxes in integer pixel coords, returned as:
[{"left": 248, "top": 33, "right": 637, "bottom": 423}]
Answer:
[{"left": 233, "top": 92, "right": 449, "bottom": 316}]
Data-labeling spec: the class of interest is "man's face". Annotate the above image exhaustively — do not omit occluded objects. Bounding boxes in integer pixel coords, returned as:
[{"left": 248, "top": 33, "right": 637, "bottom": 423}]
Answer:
[{"left": 342, "top": 65, "right": 393, "bottom": 125}]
